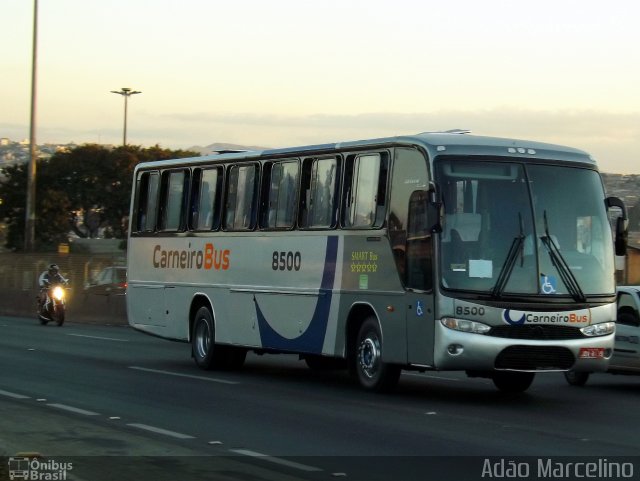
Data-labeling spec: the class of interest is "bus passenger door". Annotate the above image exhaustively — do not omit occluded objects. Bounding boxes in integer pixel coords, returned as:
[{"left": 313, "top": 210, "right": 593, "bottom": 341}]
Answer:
[{"left": 403, "top": 190, "right": 435, "bottom": 366}]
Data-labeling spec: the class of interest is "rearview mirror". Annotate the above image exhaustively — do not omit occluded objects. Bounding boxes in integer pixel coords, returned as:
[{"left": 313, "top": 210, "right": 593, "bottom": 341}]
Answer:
[
  {"left": 427, "top": 182, "right": 442, "bottom": 234},
  {"left": 605, "top": 196, "right": 628, "bottom": 257},
  {"left": 615, "top": 216, "right": 628, "bottom": 257}
]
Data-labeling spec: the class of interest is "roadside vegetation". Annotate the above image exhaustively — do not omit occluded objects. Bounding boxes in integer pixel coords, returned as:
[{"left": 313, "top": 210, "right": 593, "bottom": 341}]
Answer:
[{"left": 0, "top": 144, "right": 198, "bottom": 251}]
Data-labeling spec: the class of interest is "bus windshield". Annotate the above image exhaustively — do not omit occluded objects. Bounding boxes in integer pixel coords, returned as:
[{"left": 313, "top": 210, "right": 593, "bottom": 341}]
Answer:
[{"left": 436, "top": 159, "right": 615, "bottom": 298}]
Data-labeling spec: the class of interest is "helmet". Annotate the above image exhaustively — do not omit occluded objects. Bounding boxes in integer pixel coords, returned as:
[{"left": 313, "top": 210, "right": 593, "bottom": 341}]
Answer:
[{"left": 48, "top": 264, "right": 59, "bottom": 275}]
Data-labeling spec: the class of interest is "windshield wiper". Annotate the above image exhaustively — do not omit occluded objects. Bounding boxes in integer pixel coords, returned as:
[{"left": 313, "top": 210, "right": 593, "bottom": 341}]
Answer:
[
  {"left": 491, "top": 214, "right": 525, "bottom": 299},
  {"left": 540, "top": 211, "right": 586, "bottom": 302}
]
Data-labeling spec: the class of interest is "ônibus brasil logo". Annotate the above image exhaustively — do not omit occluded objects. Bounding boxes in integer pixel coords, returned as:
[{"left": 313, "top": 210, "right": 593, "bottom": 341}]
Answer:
[
  {"left": 8, "top": 456, "right": 73, "bottom": 480},
  {"left": 153, "top": 243, "right": 230, "bottom": 270}
]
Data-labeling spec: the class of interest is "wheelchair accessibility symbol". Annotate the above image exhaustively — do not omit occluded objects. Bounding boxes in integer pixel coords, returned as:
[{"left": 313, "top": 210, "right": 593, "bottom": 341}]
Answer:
[
  {"left": 416, "top": 300, "right": 424, "bottom": 317},
  {"left": 540, "top": 275, "right": 557, "bottom": 294}
]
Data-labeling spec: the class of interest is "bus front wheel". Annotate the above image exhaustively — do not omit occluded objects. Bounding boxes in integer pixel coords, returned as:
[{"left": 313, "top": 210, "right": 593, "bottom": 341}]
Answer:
[
  {"left": 192, "top": 306, "right": 216, "bottom": 370},
  {"left": 352, "top": 317, "right": 401, "bottom": 392}
]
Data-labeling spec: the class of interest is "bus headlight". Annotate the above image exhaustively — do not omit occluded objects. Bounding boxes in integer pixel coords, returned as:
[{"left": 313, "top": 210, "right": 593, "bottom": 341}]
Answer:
[
  {"left": 580, "top": 322, "right": 615, "bottom": 337},
  {"left": 441, "top": 317, "right": 491, "bottom": 334}
]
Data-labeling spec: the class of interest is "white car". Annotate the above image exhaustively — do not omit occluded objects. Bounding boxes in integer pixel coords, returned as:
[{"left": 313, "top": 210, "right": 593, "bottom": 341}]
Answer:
[{"left": 565, "top": 286, "right": 640, "bottom": 386}]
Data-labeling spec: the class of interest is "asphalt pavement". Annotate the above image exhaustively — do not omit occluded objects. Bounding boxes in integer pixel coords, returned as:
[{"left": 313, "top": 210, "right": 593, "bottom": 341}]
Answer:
[{"left": 1, "top": 315, "right": 640, "bottom": 481}]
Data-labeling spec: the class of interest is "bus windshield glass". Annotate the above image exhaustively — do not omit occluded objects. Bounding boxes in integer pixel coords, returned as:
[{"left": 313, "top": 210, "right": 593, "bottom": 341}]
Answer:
[{"left": 436, "top": 159, "right": 615, "bottom": 298}]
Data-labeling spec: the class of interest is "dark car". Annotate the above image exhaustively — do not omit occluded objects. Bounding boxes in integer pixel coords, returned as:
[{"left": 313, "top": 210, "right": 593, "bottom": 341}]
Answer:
[
  {"left": 565, "top": 286, "right": 640, "bottom": 386},
  {"left": 84, "top": 267, "right": 127, "bottom": 297}
]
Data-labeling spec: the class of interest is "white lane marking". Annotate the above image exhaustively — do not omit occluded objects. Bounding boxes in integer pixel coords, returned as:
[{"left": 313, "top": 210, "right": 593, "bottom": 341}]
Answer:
[
  {"left": 67, "top": 333, "right": 130, "bottom": 342},
  {"left": 47, "top": 403, "right": 100, "bottom": 416},
  {"left": 127, "top": 423, "right": 195, "bottom": 439},
  {"left": 0, "top": 389, "right": 30, "bottom": 399},
  {"left": 129, "top": 366, "right": 239, "bottom": 385},
  {"left": 230, "top": 449, "right": 323, "bottom": 472}
]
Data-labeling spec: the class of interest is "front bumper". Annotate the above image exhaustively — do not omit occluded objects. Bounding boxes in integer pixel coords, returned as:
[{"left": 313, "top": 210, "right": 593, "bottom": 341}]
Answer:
[{"left": 434, "top": 321, "right": 614, "bottom": 372}]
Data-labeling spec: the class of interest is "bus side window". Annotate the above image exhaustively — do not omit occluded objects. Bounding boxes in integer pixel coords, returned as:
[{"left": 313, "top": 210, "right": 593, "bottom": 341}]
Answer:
[
  {"left": 299, "top": 157, "right": 339, "bottom": 229},
  {"left": 134, "top": 171, "right": 160, "bottom": 233},
  {"left": 191, "top": 167, "right": 222, "bottom": 231},
  {"left": 388, "top": 147, "right": 430, "bottom": 287},
  {"left": 406, "top": 190, "right": 433, "bottom": 291},
  {"left": 158, "top": 170, "right": 189, "bottom": 232},
  {"left": 224, "top": 164, "right": 259, "bottom": 231},
  {"left": 260, "top": 160, "right": 299, "bottom": 229},
  {"left": 342, "top": 153, "right": 388, "bottom": 228}
]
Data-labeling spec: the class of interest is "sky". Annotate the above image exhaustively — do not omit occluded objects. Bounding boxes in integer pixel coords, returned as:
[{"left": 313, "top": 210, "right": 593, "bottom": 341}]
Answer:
[{"left": 2, "top": 0, "right": 639, "bottom": 173}]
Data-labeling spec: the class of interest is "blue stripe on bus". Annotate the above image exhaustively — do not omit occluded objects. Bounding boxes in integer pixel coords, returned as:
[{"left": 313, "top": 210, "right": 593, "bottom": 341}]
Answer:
[{"left": 253, "top": 236, "right": 338, "bottom": 353}]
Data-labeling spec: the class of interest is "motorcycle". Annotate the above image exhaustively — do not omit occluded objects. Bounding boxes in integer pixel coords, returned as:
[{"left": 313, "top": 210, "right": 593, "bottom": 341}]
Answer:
[{"left": 38, "top": 282, "right": 68, "bottom": 326}]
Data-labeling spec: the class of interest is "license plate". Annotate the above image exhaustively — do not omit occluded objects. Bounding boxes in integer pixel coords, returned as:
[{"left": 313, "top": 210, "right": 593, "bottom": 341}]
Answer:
[{"left": 579, "top": 347, "right": 605, "bottom": 359}]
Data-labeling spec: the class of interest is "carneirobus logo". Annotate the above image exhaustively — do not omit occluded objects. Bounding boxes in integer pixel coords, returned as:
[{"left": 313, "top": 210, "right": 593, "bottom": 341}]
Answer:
[
  {"left": 502, "top": 309, "right": 590, "bottom": 326},
  {"left": 153, "top": 243, "right": 230, "bottom": 270},
  {"left": 8, "top": 456, "right": 73, "bottom": 480}
]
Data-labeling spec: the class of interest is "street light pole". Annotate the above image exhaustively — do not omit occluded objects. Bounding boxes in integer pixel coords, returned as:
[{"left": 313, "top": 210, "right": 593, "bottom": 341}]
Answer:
[
  {"left": 24, "top": 0, "right": 38, "bottom": 252},
  {"left": 110, "top": 87, "right": 141, "bottom": 146}
]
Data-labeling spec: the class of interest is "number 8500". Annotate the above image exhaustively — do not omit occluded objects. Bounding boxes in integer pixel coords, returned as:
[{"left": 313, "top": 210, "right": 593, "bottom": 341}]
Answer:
[{"left": 271, "top": 251, "right": 302, "bottom": 271}]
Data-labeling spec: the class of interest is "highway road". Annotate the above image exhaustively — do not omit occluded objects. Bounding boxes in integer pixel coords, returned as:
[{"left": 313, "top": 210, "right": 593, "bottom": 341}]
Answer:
[{"left": 1, "top": 315, "right": 639, "bottom": 481}]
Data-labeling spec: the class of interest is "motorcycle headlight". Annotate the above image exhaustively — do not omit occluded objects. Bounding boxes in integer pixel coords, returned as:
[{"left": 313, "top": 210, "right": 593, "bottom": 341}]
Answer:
[
  {"left": 580, "top": 322, "right": 615, "bottom": 337},
  {"left": 52, "top": 286, "right": 65, "bottom": 301},
  {"left": 441, "top": 317, "right": 491, "bottom": 334}
]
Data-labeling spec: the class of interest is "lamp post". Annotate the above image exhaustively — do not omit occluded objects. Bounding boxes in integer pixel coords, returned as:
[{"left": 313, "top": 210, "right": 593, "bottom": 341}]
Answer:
[
  {"left": 110, "top": 87, "right": 141, "bottom": 146},
  {"left": 24, "top": 0, "right": 38, "bottom": 252}
]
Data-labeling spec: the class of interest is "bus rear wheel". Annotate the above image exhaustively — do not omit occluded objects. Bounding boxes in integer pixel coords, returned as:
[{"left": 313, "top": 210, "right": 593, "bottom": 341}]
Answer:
[
  {"left": 352, "top": 317, "right": 400, "bottom": 392},
  {"left": 192, "top": 306, "right": 216, "bottom": 370},
  {"left": 492, "top": 371, "right": 535, "bottom": 393},
  {"left": 192, "top": 306, "right": 247, "bottom": 370}
]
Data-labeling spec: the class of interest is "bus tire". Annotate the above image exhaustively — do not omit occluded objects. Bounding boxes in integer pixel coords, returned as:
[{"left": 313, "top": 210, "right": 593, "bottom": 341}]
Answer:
[
  {"left": 352, "top": 316, "right": 400, "bottom": 393},
  {"left": 192, "top": 306, "right": 216, "bottom": 370},
  {"left": 564, "top": 370, "right": 590, "bottom": 387},
  {"left": 492, "top": 371, "right": 535, "bottom": 393}
]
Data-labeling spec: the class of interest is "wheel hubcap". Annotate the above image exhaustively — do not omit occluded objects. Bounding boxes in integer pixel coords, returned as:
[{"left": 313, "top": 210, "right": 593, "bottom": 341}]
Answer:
[
  {"left": 358, "top": 335, "right": 380, "bottom": 379},
  {"left": 195, "top": 319, "right": 210, "bottom": 359}
]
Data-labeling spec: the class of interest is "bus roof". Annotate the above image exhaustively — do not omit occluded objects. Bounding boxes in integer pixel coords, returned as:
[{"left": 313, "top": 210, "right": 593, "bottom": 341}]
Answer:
[{"left": 135, "top": 132, "right": 596, "bottom": 171}]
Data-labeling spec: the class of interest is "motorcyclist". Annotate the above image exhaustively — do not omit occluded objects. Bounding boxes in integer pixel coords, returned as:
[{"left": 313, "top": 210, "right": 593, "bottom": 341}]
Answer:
[{"left": 38, "top": 264, "right": 68, "bottom": 309}]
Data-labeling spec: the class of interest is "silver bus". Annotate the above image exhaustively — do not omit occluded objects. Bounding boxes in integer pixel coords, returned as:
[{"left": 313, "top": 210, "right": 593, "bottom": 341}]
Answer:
[{"left": 126, "top": 131, "right": 627, "bottom": 393}]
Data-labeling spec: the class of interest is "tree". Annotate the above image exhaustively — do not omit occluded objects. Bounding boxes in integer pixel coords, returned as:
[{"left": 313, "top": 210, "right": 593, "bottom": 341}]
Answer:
[
  {"left": 0, "top": 144, "right": 199, "bottom": 251},
  {"left": 0, "top": 163, "right": 28, "bottom": 249}
]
